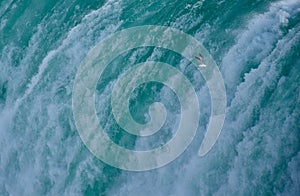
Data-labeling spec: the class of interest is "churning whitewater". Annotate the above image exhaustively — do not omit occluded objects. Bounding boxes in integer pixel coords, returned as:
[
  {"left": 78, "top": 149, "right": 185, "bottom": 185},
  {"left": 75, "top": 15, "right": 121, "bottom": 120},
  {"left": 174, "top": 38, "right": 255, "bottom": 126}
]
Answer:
[{"left": 0, "top": 0, "right": 299, "bottom": 195}]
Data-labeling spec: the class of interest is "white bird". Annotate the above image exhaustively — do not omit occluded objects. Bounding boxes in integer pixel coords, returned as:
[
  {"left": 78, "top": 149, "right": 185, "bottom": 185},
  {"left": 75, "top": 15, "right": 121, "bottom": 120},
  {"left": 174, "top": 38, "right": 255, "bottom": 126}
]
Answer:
[{"left": 195, "top": 54, "right": 207, "bottom": 68}]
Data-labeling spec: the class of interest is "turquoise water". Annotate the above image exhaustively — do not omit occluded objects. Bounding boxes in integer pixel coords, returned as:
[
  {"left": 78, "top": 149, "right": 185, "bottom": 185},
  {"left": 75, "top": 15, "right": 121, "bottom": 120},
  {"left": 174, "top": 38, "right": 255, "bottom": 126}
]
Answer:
[{"left": 0, "top": 0, "right": 300, "bottom": 195}]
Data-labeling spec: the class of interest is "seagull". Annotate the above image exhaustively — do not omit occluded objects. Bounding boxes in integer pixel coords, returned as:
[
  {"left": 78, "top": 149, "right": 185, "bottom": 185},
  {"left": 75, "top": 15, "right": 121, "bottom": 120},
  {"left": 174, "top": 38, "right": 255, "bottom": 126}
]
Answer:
[{"left": 195, "top": 54, "right": 207, "bottom": 68}]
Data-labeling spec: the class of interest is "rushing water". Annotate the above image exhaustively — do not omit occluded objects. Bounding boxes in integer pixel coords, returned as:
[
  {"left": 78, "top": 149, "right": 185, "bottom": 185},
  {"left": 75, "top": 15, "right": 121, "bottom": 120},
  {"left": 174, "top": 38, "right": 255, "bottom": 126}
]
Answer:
[{"left": 0, "top": 0, "right": 299, "bottom": 195}]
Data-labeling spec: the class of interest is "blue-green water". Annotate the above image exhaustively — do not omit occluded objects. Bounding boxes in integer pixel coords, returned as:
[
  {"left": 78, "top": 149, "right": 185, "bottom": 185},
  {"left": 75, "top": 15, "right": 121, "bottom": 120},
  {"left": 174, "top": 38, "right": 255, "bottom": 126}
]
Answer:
[{"left": 0, "top": 0, "right": 300, "bottom": 195}]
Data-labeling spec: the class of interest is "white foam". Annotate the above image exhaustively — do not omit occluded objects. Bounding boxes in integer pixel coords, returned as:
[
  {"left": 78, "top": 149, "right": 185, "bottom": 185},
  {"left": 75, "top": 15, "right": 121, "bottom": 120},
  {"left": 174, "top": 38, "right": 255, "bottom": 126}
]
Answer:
[
  {"left": 0, "top": 0, "right": 123, "bottom": 194},
  {"left": 221, "top": 0, "right": 299, "bottom": 100},
  {"left": 107, "top": 1, "right": 300, "bottom": 195}
]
